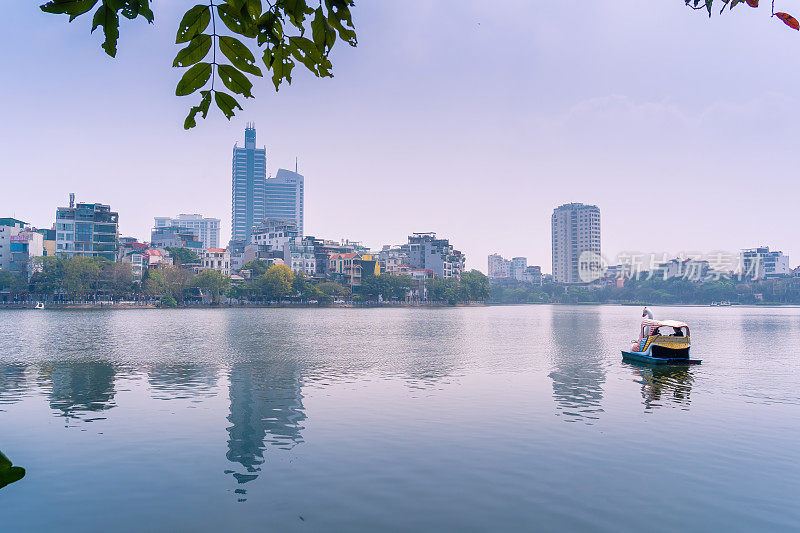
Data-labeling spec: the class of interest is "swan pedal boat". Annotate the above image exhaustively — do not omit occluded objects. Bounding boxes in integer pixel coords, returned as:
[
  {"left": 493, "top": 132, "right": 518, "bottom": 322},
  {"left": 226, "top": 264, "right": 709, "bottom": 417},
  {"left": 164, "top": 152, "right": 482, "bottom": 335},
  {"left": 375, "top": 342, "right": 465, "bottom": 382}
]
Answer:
[{"left": 621, "top": 319, "right": 701, "bottom": 365}]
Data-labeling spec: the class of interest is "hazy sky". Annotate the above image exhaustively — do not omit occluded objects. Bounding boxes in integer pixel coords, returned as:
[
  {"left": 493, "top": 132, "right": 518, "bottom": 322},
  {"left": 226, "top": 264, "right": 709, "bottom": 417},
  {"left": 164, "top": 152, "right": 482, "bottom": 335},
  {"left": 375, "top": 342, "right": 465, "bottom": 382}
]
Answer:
[{"left": 2, "top": 1, "right": 800, "bottom": 272}]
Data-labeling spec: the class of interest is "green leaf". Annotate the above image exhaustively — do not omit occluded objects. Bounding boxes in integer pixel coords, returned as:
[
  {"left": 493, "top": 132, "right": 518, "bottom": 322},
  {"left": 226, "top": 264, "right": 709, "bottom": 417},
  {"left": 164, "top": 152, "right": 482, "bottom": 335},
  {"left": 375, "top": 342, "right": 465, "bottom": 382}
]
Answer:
[
  {"left": 311, "top": 7, "right": 336, "bottom": 53},
  {"left": 214, "top": 91, "right": 243, "bottom": 119},
  {"left": 137, "top": 0, "right": 154, "bottom": 22},
  {"left": 324, "top": 0, "right": 357, "bottom": 45},
  {"left": 184, "top": 90, "right": 212, "bottom": 129},
  {"left": 91, "top": 4, "right": 120, "bottom": 57},
  {"left": 40, "top": 0, "right": 99, "bottom": 21},
  {"left": 288, "top": 36, "right": 332, "bottom": 77},
  {"left": 173, "top": 34, "right": 212, "bottom": 67},
  {"left": 281, "top": 0, "right": 313, "bottom": 31},
  {"left": 175, "top": 62, "right": 212, "bottom": 96},
  {"left": 257, "top": 10, "right": 283, "bottom": 46},
  {"left": 264, "top": 45, "right": 294, "bottom": 90},
  {"left": 176, "top": 4, "right": 210, "bottom": 44},
  {"left": 217, "top": 4, "right": 258, "bottom": 38},
  {"left": 219, "top": 35, "right": 262, "bottom": 76},
  {"left": 218, "top": 64, "right": 254, "bottom": 97}
]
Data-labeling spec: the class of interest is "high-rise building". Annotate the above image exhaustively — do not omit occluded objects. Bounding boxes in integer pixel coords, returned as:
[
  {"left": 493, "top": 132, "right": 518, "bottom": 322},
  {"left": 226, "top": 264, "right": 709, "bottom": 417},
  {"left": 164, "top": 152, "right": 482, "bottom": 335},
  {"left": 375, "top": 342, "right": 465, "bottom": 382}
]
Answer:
[
  {"left": 231, "top": 124, "right": 267, "bottom": 244},
  {"left": 740, "top": 246, "right": 790, "bottom": 279},
  {"left": 154, "top": 214, "right": 220, "bottom": 249},
  {"left": 266, "top": 169, "right": 304, "bottom": 236},
  {"left": 551, "top": 203, "right": 601, "bottom": 284},
  {"left": 55, "top": 194, "right": 119, "bottom": 262}
]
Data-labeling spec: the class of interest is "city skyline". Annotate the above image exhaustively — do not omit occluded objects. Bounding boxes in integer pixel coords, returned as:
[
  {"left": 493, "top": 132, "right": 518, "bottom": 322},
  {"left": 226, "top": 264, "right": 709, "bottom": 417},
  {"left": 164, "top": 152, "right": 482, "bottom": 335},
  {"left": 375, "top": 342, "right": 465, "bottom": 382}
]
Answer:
[{"left": 3, "top": 3, "right": 800, "bottom": 271}]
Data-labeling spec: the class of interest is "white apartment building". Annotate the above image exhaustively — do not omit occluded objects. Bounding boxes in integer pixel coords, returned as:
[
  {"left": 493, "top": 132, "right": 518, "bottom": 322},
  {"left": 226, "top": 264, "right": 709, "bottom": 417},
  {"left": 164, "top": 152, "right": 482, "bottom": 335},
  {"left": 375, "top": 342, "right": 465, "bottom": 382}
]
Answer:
[
  {"left": 283, "top": 239, "right": 316, "bottom": 276},
  {"left": 488, "top": 253, "right": 511, "bottom": 279},
  {"left": 551, "top": 203, "right": 601, "bottom": 284},
  {"left": 740, "top": 247, "right": 790, "bottom": 279},
  {"left": 202, "top": 249, "right": 230, "bottom": 276},
  {"left": 154, "top": 214, "right": 221, "bottom": 249}
]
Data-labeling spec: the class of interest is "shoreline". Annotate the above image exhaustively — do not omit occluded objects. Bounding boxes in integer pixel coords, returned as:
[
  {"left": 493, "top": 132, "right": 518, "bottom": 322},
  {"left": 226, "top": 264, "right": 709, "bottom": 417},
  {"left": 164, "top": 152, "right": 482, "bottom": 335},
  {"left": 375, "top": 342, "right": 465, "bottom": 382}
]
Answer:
[{"left": 2, "top": 301, "right": 800, "bottom": 310}]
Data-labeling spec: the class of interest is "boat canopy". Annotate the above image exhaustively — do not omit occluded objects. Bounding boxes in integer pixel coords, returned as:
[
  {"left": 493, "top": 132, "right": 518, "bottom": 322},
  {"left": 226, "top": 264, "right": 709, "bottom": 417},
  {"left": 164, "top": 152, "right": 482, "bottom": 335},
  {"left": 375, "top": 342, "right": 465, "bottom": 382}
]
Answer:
[{"left": 641, "top": 318, "right": 689, "bottom": 332}]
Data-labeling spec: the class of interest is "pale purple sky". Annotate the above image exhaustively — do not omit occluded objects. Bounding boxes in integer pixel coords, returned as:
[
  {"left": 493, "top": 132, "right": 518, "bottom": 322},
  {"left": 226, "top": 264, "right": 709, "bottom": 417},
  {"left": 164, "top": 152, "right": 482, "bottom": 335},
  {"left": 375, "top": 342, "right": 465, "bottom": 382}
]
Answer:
[{"left": 2, "top": 1, "right": 799, "bottom": 272}]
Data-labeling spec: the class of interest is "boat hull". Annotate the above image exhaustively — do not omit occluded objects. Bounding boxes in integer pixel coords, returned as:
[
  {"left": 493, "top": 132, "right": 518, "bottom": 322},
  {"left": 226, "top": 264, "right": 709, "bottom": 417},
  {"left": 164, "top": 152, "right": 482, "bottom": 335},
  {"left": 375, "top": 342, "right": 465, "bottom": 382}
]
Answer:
[{"left": 621, "top": 350, "right": 701, "bottom": 365}]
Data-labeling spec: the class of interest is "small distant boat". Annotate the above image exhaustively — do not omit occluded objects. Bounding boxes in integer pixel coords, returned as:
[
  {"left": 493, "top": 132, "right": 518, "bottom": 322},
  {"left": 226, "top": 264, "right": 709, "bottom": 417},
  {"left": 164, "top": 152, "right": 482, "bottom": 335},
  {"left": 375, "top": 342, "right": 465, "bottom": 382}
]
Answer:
[
  {"left": 711, "top": 301, "right": 732, "bottom": 307},
  {"left": 622, "top": 318, "right": 701, "bottom": 365},
  {"left": 34, "top": 302, "right": 44, "bottom": 310}
]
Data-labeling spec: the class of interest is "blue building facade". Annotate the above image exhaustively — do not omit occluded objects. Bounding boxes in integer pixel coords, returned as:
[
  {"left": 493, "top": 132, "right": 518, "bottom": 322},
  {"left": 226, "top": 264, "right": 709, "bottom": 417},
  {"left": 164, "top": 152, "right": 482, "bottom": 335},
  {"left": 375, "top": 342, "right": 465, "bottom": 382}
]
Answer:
[
  {"left": 231, "top": 124, "right": 267, "bottom": 244},
  {"left": 266, "top": 169, "right": 304, "bottom": 237}
]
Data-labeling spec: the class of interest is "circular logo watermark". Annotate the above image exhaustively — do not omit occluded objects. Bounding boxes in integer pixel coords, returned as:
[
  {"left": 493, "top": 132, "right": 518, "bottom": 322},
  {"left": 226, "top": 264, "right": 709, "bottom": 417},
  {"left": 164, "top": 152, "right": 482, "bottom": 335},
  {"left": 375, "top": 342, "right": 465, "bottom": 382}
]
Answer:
[{"left": 579, "top": 251, "right": 607, "bottom": 283}]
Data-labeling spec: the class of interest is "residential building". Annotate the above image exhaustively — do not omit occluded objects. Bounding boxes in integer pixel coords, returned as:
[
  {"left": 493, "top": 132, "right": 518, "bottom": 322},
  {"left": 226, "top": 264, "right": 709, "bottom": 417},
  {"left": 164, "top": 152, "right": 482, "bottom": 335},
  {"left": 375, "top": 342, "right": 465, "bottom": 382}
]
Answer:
[
  {"left": 520, "top": 265, "right": 543, "bottom": 285},
  {"left": 154, "top": 214, "right": 220, "bottom": 249},
  {"left": 55, "top": 194, "right": 119, "bottom": 261},
  {"left": 251, "top": 218, "right": 299, "bottom": 251},
  {"left": 654, "top": 258, "right": 711, "bottom": 281},
  {"left": 36, "top": 228, "right": 56, "bottom": 257},
  {"left": 0, "top": 218, "right": 28, "bottom": 271},
  {"left": 150, "top": 225, "right": 203, "bottom": 250},
  {"left": 328, "top": 253, "right": 380, "bottom": 287},
  {"left": 740, "top": 246, "right": 790, "bottom": 279},
  {"left": 202, "top": 249, "right": 230, "bottom": 276},
  {"left": 231, "top": 124, "right": 267, "bottom": 244},
  {"left": 303, "top": 236, "right": 358, "bottom": 276},
  {"left": 407, "top": 233, "right": 465, "bottom": 279},
  {"left": 511, "top": 257, "right": 528, "bottom": 280},
  {"left": 380, "top": 245, "right": 411, "bottom": 276},
  {"left": 283, "top": 239, "right": 317, "bottom": 276},
  {"left": 488, "top": 253, "right": 511, "bottom": 279},
  {"left": 266, "top": 169, "right": 304, "bottom": 236},
  {"left": 551, "top": 202, "right": 601, "bottom": 284},
  {"left": 9, "top": 230, "right": 44, "bottom": 278}
]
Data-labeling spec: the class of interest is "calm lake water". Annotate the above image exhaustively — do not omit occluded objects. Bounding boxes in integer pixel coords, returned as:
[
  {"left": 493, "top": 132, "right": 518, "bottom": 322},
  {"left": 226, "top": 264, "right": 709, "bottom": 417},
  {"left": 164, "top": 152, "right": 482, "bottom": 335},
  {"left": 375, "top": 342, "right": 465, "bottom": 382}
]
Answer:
[{"left": 1, "top": 305, "right": 799, "bottom": 531}]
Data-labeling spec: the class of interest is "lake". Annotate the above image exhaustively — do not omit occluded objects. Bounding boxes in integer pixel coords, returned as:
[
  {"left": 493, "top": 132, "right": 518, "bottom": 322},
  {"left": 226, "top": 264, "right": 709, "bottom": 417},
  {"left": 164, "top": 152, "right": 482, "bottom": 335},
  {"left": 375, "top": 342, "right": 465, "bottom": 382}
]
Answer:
[{"left": 1, "top": 306, "right": 799, "bottom": 531}]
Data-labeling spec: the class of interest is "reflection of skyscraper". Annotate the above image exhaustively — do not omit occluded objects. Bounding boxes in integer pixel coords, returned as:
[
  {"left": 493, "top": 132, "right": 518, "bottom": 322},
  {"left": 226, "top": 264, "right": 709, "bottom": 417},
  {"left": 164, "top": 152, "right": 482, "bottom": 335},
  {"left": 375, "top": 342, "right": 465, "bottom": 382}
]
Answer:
[
  {"left": 0, "top": 364, "right": 29, "bottom": 409},
  {"left": 548, "top": 309, "right": 606, "bottom": 424},
  {"left": 39, "top": 362, "right": 117, "bottom": 421},
  {"left": 226, "top": 361, "right": 306, "bottom": 501},
  {"left": 147, "top": 364, "right": 219, "bottom": 400},
  {"left": 231, "top": 124, "right": 267, "bottom": 244}
]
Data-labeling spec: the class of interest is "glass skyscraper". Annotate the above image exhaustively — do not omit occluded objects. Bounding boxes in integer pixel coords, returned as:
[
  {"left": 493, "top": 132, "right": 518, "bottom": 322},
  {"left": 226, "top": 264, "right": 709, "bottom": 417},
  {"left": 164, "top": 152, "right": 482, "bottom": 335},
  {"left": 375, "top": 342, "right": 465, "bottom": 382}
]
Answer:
[
  {"left": 265, "top": 169, "right": 304, "bottom": 236},
  {"left": 231, "top": 124, "right": 266, "bottom": 244}
]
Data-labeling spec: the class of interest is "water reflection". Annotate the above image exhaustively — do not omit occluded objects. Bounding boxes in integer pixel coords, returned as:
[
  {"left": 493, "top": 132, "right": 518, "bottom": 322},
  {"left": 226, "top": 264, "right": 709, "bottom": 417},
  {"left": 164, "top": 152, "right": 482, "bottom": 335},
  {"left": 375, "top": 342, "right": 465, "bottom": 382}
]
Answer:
[
  {"left": 548, "top": 308, "right": 606, "bottom": 424},
  {"left": 0, "top": 364, "right": 29, "bottom": 409},
  {"left": 226, "top": 360, "right": 306, "bottom": 502},
  {"left": 37, "top": 362, "right": 117, "bottom": 422},
  {"left": 147, "top": 363, "right": 219, "bottom": 400},
  {"left": 0, "top": 450, "right": 25, "bottom": 491},
  {"left": 627, "top": 363, "right": 695, "bottom": 411}
]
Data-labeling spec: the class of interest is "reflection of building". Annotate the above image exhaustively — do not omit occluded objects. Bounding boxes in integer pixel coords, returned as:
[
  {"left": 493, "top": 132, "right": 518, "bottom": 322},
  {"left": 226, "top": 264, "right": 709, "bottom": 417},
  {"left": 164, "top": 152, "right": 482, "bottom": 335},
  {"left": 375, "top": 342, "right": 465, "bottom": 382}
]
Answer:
[
  {"left": 39, "top": 362, "right": 117, "bottom": 420},
  {"left": 226, "top": 361, "right": 306, "bottom": 500},
  {"left": 551, "top": 202, "right": 600, "bottom": 284},
  {"left": 154, "top": 214, "right": 220, "bottom": 249},
  {"left": 0, "top": 364, "right": 29, "bottom": 406},
  {"left": 147, "top": 364, "right": 219, "bottom": 400},
  {"left": 548, "top": 309, "right": 605, "bottom": 424}
]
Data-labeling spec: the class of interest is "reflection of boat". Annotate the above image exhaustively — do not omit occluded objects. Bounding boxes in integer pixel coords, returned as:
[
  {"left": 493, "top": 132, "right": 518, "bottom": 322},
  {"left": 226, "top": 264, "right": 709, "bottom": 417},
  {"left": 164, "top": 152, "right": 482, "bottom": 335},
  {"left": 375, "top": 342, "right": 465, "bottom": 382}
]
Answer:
[
  {"left": 622, "top": 318, "right": 701, "bottom": 365},
  {"left": 0, "top": 450, "right": 25, "bottom": 490},
  {"left": 34, "top": 302, "right": 44, "bottom": 309},
  {"left": 625, "top": 362, "right": 695, "bottom": 410}
]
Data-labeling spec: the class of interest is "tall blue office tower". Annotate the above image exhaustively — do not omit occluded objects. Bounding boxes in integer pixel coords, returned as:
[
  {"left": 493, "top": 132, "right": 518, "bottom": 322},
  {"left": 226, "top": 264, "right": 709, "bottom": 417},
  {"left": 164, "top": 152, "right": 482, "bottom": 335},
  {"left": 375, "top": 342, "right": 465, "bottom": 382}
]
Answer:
[{"left": 231, "top": 124, "right": 267, "bottom": 244}]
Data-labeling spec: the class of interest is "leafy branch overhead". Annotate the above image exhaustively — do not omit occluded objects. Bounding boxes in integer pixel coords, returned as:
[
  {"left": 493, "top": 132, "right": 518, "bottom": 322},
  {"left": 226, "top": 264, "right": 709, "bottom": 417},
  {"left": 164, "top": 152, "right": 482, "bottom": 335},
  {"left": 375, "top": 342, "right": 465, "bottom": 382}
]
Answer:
[
  {"left": 39, "top": 0, "right": 357, "bottom": 129},
  {"left": 686, "top": 0, "right": 800, "bottom": 30}
]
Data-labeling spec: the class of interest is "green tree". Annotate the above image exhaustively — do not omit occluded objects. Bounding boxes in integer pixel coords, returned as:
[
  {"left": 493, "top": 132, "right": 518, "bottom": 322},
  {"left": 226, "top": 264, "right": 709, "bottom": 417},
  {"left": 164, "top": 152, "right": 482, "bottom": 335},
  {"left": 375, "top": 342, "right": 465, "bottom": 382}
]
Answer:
[
  {"left": 40, "top": 0, "right": 357, "bottom": 128},
  {"left": 166, "top": 247, "right": 202, "bottom": 266},
  {"left": 193, "top": 268, "right": 231, "bottom": 304},
  {"left": 242, "top": 259, "right": 271, "bottom": 277},
  {"left": 460, "top": 270, "right": 490, "bottom": 301},
  {"left": 317, "top": 281, "right": 350, "bottom": 298},
  {"left": 0, "top": 270, "right": 24, "bottom": 292},
  {"left": 259, "top": 263, "right": 294, "bottom": 300}
]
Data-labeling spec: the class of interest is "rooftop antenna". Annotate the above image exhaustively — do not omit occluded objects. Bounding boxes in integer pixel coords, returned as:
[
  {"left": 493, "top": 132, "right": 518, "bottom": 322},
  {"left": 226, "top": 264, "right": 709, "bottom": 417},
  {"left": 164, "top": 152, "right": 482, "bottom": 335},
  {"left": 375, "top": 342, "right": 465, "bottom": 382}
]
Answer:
[
  {"left": 295, "top": 156, "right": 298, "bottom": 173},
  {"left": 69, "top": 192, "right": 75, "bottom": 209}
]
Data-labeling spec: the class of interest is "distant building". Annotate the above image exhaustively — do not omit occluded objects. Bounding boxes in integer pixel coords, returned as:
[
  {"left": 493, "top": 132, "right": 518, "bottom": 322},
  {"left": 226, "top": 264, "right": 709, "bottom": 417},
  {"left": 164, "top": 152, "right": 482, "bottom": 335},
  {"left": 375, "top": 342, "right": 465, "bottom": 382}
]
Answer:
[
  {"left": 521, "top": 265, "right": 542, "bottom": 285},
  {"left": 55, "top": 194, "right": 119, "bottom": 261},
  {"left": 283, "top": 239, "right": 316, "bottom": 276},
  {"left": 380, "top": 245, "right": 411, "bottom": 276},
  {"left": 266, "top": 169, "right": 304, "bottom": 237},
  {"left": 251, "top": 218, "right": 299, "bottom": 251},
  {"left": 551, "top": 202, "right": 601, "bottom": 284},
  {"left": 150, "top": 225, "right": 203, "bottom": 251},
  {"left": 0, "top": 218, "right": 28, "bottom": 271},
  {"left": 488, "top": 253, "right": 511, "bottom": 279},
  {"left": 36, "top": 228, "right": 56, "bottom": 257},
  {"left": 655, "top": 258, "right": 711, "bottom": 281},
  {"left": 407, "top": 233, "right": 465, "bottom": 279},
  {"left": 154, "top": 214, "right": 220, "bottom": 249},
  {"left": 202, "top": 249, "right": 230, "bottom": 276},
  {"left": 9, "top": 230, "right": 44, "bottom": 278},
  {"left": 231, "top": 124, "right": 267, "bottom": 244},
  {"left": 740, "top": 246, "right": 790, "bottom": 280},
  {"left": 488, "top": 253, "right": 541, "bottom": 285},
  {"left": 328, "top": 253, "right": 381, "bottom": 287}
]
